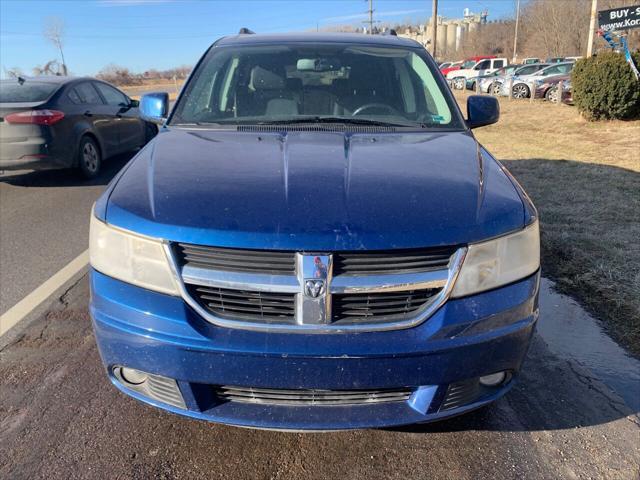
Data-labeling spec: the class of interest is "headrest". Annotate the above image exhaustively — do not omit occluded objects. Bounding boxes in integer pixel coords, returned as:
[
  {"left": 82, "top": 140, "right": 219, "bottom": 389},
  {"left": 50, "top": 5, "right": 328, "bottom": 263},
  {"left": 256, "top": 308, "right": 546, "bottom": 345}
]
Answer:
[{"left": 250, "top": 66, "right": 285, "bottom": 91}]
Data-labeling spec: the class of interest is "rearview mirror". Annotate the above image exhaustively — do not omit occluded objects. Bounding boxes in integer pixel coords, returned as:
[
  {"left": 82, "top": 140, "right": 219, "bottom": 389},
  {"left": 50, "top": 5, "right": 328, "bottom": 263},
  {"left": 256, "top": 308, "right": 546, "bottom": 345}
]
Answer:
[
  {"left": 466, "top": 95, "right": 499, "bottom": 129},
  {"left": 140, "top": 92, "right": 169, "bottom": 125}
]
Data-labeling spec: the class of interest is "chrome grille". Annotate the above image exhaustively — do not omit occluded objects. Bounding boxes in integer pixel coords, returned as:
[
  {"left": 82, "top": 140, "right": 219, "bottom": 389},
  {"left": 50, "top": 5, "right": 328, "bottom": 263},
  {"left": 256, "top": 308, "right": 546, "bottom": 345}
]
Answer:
[
  {"left": 332, "top": 289, "right": 441, "bottom": 323},
  {"left": 334, "top": 247, "right": 456, "bottom": 275},
  {"left": 175, "top": 243, "right": 295, "bottom": 275},
  {"left": 169, "top": 243, "right": 465, "bottom": 333},
  {"left": 187, "top": 285, "right": 296, "bottom": 323},
  {"left": 214, "top": 385, "right": 412, "bottom": 405}
]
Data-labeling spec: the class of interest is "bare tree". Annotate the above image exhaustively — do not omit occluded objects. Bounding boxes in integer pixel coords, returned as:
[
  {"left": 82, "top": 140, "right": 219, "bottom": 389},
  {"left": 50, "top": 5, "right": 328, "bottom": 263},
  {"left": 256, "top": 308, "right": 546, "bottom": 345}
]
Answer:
[
  {"left": 4, "top": 67, "right": 25, "bottom": 79},
  {"left": 32, "top": 60, "right": 64, "bottom": 76},
  {"left": 44, "top": 17, "right": 68, "bottom": 75}
]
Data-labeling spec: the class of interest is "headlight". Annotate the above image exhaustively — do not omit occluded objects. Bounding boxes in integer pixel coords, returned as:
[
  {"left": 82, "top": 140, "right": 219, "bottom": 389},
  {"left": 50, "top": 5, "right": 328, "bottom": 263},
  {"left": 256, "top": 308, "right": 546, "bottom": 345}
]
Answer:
[
  {"left": 89, "top": 213, "right": 179, "bottom": 295},
  {"left": 451, "top": 221, "right": 539, "bottom": 298}
]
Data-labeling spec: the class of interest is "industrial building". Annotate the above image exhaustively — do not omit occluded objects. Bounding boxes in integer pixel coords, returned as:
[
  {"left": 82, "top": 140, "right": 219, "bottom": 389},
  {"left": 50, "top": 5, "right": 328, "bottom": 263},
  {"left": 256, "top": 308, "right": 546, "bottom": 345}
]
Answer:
[{"left": 398, "top": 8, "right": 488, "bottom": 58}]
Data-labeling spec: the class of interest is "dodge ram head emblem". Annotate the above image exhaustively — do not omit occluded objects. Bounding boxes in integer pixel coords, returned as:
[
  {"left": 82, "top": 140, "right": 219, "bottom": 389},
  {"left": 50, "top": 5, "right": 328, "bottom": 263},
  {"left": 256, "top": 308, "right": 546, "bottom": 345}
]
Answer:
[{"left": 304, "top": 279, "right": 325, "bottom": 298}]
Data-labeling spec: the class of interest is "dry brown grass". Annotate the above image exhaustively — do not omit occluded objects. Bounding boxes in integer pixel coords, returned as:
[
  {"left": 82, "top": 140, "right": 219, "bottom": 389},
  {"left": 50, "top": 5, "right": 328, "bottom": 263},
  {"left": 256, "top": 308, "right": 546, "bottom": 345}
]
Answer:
[{"left": 455, "top": 92, "right": 640, "bottom": 355}]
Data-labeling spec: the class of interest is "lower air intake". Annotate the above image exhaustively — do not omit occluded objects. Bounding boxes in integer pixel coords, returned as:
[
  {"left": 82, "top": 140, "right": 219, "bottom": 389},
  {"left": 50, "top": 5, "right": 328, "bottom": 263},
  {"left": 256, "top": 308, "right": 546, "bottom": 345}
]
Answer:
[{"left": 214, "top": 385, "right": 413, "bottom": 406}]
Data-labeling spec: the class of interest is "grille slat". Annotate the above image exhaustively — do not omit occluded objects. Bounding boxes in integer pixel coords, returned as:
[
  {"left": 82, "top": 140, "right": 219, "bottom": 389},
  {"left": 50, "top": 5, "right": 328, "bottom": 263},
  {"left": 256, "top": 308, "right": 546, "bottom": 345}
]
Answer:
[
  {"left": 214, "top": 385, "right": 412, "bottom": 405},
  {"left": 189, "top": 285, "right": 296, "bottom": 322},
  {"left": 332, "top": 289, "right": 440, "bottom": 322},
  {"left": 176, "top": 244, "right": 295, "bottom": 275},
  {"left": 439, "top": 379, "right": 482, "bottom": 411},
  {"left": 335, "top": 247, "right": 456, "bottom": 275}
]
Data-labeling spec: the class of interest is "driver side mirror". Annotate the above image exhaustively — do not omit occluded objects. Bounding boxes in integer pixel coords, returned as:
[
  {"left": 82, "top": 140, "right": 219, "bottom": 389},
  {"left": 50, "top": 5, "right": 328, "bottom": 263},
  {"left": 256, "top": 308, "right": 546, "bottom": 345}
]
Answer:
[
  {"left": 129, "top": 98, "right": 140, "bottom": 108},
  {"left": 466, "top": 95, "right": 499, "bottom": 129},
  {"left": 140, "top": 92, "right": 169, "bottom": 125}
]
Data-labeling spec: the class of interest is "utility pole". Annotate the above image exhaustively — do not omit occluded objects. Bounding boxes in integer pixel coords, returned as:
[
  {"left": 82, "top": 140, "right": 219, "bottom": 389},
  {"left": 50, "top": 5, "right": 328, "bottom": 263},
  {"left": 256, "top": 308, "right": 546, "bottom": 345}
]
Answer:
[
  {"left": 431, "top": 0, "right": 438, "bottom": 58},
  {"left": 368, "top": 0, "right": 374, "bottom": 34},
  {"left": 512, "top": 0, "right": 520, "bottom": 63},
  {"left": 587, "top": 0, "right": 598, "bottom": 57}
]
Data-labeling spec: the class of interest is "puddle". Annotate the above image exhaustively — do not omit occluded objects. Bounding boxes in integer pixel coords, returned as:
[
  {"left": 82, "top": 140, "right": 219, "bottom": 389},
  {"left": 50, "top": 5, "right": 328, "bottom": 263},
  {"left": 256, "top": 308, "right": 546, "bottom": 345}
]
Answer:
[{"left": 537, "top": 278, "right": 640, "bottom": 412}]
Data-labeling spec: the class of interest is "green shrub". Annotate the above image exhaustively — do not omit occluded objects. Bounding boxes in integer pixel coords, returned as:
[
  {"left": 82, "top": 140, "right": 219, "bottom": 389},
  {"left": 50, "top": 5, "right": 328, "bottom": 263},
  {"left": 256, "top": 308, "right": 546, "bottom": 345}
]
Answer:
[{"left": 572, "top": 51, "right": 640, "bottom": 120}]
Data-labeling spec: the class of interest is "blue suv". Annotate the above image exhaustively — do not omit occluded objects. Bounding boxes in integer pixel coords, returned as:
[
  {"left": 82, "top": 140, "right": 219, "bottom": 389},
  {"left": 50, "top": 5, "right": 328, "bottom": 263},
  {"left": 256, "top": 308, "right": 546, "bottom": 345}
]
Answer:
[{"left": 89, "top": 32, "right": 540, "bottom": 431}]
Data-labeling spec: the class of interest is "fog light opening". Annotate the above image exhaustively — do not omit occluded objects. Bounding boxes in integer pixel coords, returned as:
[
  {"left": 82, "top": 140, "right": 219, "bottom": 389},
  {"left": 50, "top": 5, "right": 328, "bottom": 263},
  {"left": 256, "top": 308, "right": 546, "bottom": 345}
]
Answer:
[
  {"left": 479, "top": 371, "right": 507, "bottom": 387},
  {"left": 116, "top": 366, "right": 148, "bottom": 386}
]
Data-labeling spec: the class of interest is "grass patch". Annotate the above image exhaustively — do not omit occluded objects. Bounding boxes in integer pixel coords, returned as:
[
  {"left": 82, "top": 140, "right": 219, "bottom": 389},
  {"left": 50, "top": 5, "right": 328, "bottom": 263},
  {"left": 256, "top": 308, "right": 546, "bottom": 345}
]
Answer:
[{"left": 456, "top": 92, "right": 640, "bottom": 356}]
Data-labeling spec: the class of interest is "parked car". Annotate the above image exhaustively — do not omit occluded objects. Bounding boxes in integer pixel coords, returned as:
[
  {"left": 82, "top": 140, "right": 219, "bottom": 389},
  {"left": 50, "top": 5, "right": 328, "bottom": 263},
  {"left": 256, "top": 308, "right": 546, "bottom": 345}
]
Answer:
[
  {"left": 534, "top": 74, "right": 569, "bottom": 100},
  {"left": 481, "top": 63, "right": 550, "bottom": 95},
  {"left": 0, "top": 76, "right": 156, "bottom": 177},
  {"left": 447, "top": 57, "right": 508, "bottom": 89},
  {"left": 545, "top": 57, "right": 566, "bottom": 63},
  {"left": 90, "top": 32, "right": 540, "bottom": 431},
  {"left": 439, "top": 61, "right": 453, "bottom": 69},
  {"left": 465, "top": 64, "right": 520, "bottom": 92},
  {"left": 440, "top": 60, "right": 463, "bottom": 75},
  {"left": 521, "top": 57, "right": 541, "bottom": 64},
  {"left": 535, "top": 75, "right": 573, "bottom": 104},
  {"left": 441, "top": 56, "right": 496, "bottom": 76},
  {"left": 500, "top": 62, "right": 575, "bottom": 98}
]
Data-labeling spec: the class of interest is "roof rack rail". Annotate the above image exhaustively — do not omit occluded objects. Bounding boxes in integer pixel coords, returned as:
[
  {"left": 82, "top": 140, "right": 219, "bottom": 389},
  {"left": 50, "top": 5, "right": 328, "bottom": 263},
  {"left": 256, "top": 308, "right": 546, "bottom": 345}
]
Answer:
[{"left": 238, "top": 28, "right": 255, "bottom": 34}]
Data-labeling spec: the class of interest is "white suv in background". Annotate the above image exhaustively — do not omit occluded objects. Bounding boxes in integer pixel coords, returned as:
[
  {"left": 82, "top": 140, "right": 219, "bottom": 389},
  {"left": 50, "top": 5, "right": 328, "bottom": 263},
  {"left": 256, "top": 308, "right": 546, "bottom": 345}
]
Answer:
[{"left": 447, "top": 58, "right": 508, "bottom": 89}]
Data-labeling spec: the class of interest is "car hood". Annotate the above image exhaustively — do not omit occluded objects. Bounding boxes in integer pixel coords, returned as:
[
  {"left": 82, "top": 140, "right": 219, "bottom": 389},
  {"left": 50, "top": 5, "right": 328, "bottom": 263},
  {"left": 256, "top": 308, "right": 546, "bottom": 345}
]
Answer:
[{"left": 105, "top": 128, "right": 527, "bottom": 250}]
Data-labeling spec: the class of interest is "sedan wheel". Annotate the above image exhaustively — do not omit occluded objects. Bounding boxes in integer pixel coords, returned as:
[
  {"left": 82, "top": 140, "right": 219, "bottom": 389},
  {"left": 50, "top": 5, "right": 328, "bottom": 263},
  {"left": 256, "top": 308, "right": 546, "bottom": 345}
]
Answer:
[
  {"left": 78, "top": 136, "right": 101, "bottom": 179},
  {"left": 512, "top": 83, "right": 530, "bottom": 99},
  {"left": 547, "top": 87, "right": 560, "bottom": 103},
  {"left": 453, "top": 77, "right": 465, "bottom": 90},
  {"left": 490, "top": 82, "right": 502, "bottom": 95}
]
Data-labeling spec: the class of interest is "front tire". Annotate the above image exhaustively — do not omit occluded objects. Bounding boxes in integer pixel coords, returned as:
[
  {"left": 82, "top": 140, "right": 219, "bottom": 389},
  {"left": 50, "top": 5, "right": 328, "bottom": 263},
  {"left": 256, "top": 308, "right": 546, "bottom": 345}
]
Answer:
[
  {"left": 453, "top": 77, "right": 465, "bottom": 90},
  {"left": 490, "top": 82, "right": 502, "bottom": 95},
  {"left": 78, "top": 136, "right": 101, "bottom": 179}
]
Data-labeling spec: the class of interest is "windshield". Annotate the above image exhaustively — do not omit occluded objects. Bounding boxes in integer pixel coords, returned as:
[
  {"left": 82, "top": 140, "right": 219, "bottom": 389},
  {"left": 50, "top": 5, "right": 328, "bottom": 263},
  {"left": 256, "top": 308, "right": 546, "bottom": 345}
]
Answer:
[
  {"left": 0, "top": 81, "right": 58, "bottom": 103},
  {"left": 171, "top": 44, "right": 461, "bottom": 129}
]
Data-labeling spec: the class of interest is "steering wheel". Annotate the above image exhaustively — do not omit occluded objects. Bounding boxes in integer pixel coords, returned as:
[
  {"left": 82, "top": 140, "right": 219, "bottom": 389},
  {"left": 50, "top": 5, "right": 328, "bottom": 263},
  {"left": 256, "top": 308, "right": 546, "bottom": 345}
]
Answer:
[{"left": 352, "top": 103, "right": 400, "bottom": 117}]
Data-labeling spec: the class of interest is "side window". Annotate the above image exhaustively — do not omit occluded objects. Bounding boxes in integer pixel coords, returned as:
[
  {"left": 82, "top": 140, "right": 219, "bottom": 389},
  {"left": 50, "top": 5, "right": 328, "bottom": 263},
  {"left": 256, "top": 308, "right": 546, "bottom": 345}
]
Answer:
[
  {"left": 559, "top": 64, "right": 572, "bottom": 73},
  {"left": 493, "top": 59, "right": 505, "bottom": 68},
  {"left": 544, "top": 66, "right": 560, "bottom": 75},
  {"left": 67, "top": 88, "right": 83, "bottom": 104},
  {"left": 475, "top": 60, "right": 491, "bottom": 70},
  {"left": 76, "top": 82, "right": 103, "bottom": 105},
  {"left": 94, "top": 83, "right": 128, "bottom": 106}
]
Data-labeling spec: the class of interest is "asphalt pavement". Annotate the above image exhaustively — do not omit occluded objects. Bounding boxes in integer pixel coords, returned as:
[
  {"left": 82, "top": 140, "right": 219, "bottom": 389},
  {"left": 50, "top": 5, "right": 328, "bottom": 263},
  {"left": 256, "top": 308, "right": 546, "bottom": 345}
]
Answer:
[
  {"left": 0, "top": 161, "right": 639, "bottom": 479},
  {"left": 0, "top": 153, "right": 133, "bottom": 315}
]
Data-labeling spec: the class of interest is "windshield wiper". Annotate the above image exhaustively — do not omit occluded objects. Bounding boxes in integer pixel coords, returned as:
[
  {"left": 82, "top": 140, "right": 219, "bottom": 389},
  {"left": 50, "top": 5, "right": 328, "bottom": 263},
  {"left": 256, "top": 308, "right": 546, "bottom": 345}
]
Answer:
[{"left": 255, "top": 116, "right": 423, "bottom": 128}]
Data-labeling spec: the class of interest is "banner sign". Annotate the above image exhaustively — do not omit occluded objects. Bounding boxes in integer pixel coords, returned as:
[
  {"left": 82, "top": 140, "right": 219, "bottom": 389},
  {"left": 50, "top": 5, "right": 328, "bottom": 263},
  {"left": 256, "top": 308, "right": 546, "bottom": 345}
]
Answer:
[{"left": 598, "top": 5, "right": 640, "bottom": 32}]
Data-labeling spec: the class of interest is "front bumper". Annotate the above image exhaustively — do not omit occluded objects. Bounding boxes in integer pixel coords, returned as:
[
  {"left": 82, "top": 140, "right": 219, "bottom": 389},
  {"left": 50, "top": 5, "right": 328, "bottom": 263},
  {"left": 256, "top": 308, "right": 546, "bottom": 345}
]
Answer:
[{"left": 90, "top": 269, "right": 539, "bottom": 430}]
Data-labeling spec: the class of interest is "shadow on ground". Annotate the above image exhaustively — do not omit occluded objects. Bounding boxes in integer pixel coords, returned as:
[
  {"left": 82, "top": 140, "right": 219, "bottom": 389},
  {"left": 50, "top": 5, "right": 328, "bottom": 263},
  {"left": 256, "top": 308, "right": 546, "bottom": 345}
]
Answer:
[{"left": 0, "top": 151, "right": 135, "bottom": 188}]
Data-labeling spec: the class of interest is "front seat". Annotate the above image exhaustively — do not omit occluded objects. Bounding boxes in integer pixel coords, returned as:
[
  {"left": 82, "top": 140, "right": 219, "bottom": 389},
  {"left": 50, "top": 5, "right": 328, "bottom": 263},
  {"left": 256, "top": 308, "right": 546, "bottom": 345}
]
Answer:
[{"left": 248, "top": 66, "right": 299, "bottom": 116}]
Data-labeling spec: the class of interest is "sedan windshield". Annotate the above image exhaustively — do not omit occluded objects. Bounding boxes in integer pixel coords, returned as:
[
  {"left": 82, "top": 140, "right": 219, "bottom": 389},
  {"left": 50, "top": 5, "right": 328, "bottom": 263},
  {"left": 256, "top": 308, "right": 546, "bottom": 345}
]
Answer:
[{"left": 171, "top": 44, "right": 461, "bottom": 129}]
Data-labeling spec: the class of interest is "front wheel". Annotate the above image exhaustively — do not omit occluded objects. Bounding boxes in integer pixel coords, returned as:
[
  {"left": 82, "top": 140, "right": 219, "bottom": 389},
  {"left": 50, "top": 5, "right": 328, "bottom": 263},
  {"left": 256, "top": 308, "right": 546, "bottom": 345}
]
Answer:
[
  {"left": 512, "top": 83, "right": 530, "bottom": 99},
  {"left": 78, "top": 136, "right": 101, "bottom": 179},
  {"left": 490, "top": 82, "right": 502, "bottom": 95},
  {"left": 453, "top": 77, "right": 465, "bottom": 90}
]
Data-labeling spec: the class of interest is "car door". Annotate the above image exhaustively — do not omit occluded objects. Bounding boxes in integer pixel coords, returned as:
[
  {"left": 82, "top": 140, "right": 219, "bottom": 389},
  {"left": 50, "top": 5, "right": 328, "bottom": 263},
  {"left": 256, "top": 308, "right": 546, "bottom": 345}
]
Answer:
[
  {"left": 75, "top": 81, "right": 120, "bottom": 158},
  {"left": 94, "top": 82, "right": 144, "bottom": 153}
]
